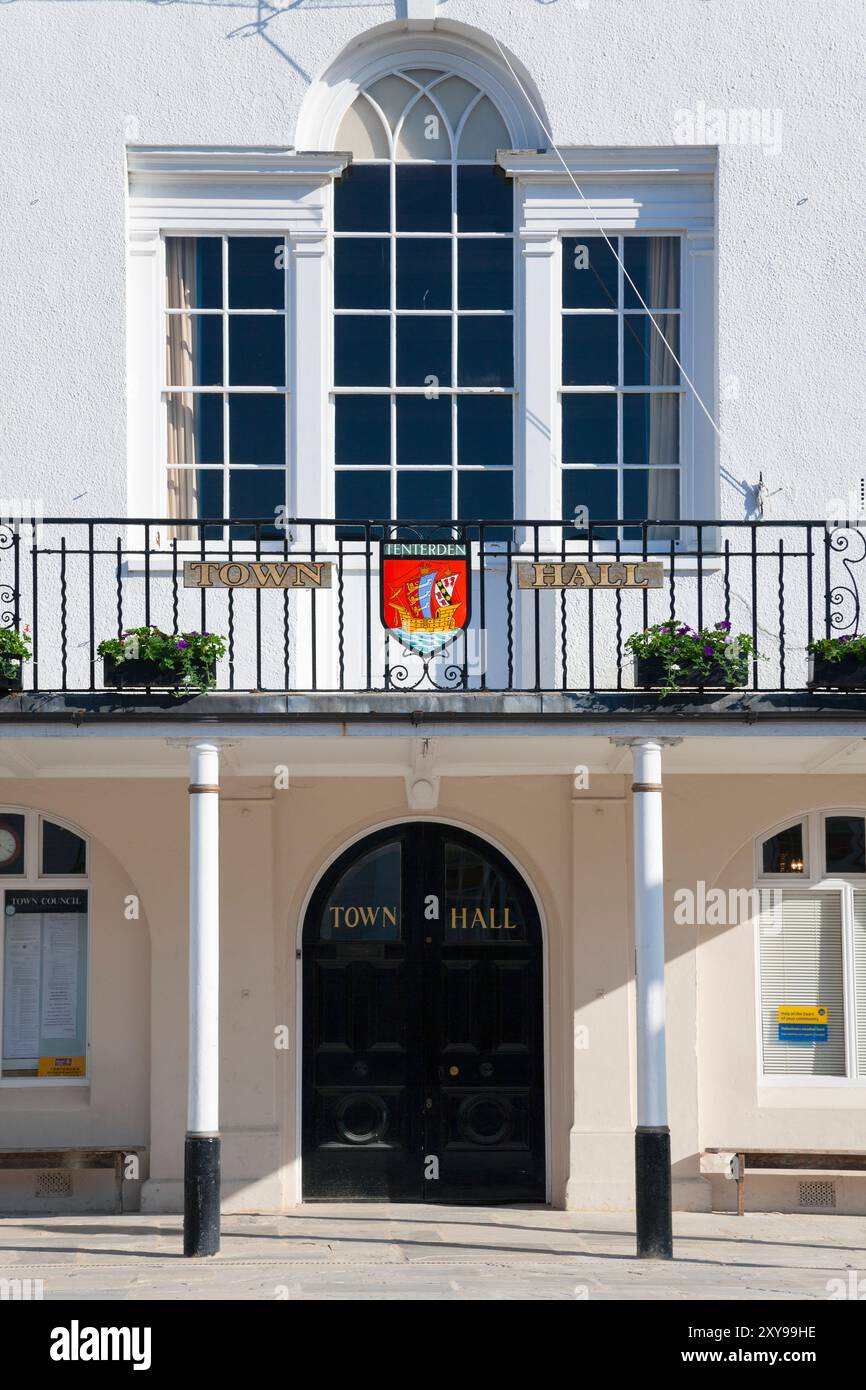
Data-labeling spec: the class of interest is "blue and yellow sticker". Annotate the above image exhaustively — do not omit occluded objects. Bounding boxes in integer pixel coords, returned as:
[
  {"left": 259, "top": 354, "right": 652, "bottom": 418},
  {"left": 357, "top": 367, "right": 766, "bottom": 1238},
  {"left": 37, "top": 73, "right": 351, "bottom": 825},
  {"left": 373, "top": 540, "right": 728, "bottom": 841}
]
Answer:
[{"left": 777, "top": 1006, "right": 828, "bottom": 1043}]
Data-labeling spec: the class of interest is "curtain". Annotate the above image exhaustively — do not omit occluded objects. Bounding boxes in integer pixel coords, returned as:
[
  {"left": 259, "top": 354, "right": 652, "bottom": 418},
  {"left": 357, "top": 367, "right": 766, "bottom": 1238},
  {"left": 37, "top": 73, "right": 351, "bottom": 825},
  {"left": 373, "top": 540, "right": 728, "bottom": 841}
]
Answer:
[
  {"left": 646, "top": 239, "right": 679, "bottom": 540},
  {"left": 165, "top": 239, "right": 198, "bottom": 540}
]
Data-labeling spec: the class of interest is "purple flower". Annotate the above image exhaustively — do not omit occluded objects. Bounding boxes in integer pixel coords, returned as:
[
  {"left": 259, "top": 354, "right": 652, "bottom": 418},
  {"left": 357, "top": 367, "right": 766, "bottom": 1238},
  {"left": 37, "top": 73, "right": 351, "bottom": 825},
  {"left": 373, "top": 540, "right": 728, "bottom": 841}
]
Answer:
[
  {"left": 703, "top": 644, "right": 714, "bottom": 657},
  {"left": 676, "top": 625, "right": 690, "bottom": 636},
  {"left": 715, "top": 620, "right": 732, "bottom": 632},
  {"left": 176, "top": 639, "right": 188, "bottom": 650}
]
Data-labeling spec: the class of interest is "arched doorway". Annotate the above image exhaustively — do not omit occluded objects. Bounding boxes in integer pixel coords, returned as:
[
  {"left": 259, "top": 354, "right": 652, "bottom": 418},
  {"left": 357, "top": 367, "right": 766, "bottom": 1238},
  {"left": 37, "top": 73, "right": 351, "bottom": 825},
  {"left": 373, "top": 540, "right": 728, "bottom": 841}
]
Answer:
[{"left": 302, "top": 822, "right": 545, "bottom": 1203}]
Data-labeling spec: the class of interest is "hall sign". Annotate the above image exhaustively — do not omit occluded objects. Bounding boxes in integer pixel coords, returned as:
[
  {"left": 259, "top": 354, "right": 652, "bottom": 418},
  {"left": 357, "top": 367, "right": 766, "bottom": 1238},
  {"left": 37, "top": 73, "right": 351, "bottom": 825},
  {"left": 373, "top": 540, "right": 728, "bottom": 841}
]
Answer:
[
  {"left": 183, "top": 560, "right": 332, "bottom": 590},
  {"left": 517, "top": 561, "right": 664, "bottom": 589}
]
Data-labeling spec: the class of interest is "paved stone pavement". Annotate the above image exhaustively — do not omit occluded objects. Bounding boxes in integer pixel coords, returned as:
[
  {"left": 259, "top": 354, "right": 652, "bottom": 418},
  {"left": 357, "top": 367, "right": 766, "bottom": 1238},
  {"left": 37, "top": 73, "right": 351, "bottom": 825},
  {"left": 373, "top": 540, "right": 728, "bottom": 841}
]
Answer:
[{"left": 0, "top": 1207, "right": 863, "bottom": 1300}]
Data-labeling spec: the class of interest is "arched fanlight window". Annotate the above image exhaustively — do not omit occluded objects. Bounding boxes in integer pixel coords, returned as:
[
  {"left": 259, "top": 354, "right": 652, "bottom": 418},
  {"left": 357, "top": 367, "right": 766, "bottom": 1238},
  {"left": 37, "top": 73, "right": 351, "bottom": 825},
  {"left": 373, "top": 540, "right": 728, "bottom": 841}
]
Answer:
[
  {"left": 761, "top": 820, "right": 807, "bottom": 876},
  {"left": 333, "top": 69, "right": 515, "bottom": 532}
]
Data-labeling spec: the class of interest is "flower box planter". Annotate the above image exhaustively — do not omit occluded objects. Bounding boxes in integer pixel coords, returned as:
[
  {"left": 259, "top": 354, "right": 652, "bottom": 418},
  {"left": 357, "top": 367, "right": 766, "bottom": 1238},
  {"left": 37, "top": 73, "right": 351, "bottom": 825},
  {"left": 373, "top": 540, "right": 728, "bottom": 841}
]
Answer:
[
  {"left": 103, "top": 656, "right": 216, "bottom": 691},
  {"left": 634, "top": 656, "right": 749, "bottom": 691},
  {"left": 98, "top": 627, "right": 226, "bottom": 694},
  {"left": 808, "top": 654, "right": 866, "bottom": 691},
  {"left": 0, "top": 661, "right": 23, "bottom": 693}
]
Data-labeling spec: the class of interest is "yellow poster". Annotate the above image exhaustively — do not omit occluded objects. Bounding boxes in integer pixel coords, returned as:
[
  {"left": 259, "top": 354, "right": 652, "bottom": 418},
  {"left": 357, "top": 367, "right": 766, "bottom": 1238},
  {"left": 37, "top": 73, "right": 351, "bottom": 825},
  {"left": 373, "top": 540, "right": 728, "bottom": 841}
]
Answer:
[
  {"left": 777, "top": 1006, "right": 827, "bottom": 1025},
  {"left": 38, "top": 1055, "right": 86, "bottom": 1077}
]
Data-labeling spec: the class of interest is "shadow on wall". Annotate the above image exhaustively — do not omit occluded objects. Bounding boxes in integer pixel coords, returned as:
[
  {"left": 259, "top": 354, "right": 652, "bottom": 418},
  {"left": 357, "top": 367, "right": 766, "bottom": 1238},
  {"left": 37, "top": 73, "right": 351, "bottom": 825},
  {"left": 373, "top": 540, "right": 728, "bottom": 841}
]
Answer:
[{"left": 0, "top": 2, "right": 458, "bottom": 90}]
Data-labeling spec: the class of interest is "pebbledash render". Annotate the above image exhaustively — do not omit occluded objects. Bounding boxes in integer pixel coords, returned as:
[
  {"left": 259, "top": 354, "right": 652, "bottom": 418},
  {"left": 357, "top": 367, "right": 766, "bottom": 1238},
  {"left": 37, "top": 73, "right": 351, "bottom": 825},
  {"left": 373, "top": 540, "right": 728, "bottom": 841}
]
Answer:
[{"left": 1, "top": 0, "right": 865, "bottom": 1255}]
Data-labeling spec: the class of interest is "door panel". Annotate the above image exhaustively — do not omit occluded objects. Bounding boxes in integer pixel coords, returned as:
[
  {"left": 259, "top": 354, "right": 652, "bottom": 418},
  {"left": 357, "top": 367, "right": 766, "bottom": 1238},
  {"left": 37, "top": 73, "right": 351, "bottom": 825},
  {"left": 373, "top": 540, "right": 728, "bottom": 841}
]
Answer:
[
  {"left": 302, "top": 829, "right": 422, "bottom": 1200},
  {"left": 303, "top": 823, "right": 545, "bottom": 1203}
]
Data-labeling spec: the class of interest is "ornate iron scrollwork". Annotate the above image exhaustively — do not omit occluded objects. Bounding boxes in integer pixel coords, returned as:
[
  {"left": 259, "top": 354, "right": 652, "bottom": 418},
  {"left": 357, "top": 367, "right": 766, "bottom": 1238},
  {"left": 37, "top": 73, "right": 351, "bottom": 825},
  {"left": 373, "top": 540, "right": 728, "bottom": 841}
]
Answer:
[
  {"left": 386, "top": 649, "right": 467, "bottom": 692},
  {"left": 0, "top": 525, "right": 19, "bottom": 630},
  {"left": 828, "top": 526, "right": 866, "bottom": 634}
]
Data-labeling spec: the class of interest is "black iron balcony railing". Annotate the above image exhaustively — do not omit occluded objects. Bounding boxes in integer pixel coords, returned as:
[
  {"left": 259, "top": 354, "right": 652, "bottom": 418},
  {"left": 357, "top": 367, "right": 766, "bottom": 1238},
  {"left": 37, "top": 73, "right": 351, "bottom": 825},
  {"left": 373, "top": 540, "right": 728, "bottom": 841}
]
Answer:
[{"left": 0, "top": 517, "right": 864, "bottom": 697}]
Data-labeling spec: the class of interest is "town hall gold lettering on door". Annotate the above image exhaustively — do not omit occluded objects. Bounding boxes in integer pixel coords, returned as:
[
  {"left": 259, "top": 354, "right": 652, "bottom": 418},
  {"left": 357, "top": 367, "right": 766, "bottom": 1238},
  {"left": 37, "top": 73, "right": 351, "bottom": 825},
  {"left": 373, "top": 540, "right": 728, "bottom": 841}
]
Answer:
[
  {"left": 329, "top": 905, "right": 398, "bottom": 930},
  {"left": 449, "top": 907, "right": 518, "bottom": 930}
]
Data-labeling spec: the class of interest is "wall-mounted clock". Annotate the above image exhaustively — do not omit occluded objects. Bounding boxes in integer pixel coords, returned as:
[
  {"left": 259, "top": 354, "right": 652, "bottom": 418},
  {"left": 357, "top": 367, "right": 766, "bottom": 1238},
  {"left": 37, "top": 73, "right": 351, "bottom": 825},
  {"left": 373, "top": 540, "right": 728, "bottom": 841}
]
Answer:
[{"left": 0, "top": 823, "right": 23, "bottom": 868}]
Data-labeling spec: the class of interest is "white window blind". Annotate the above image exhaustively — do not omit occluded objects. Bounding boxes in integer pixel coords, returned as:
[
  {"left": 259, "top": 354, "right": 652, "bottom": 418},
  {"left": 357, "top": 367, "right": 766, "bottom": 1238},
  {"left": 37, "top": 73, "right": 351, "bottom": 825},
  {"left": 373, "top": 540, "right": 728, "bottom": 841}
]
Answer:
[
  {"left": 853, "top": 891, "right": 866, "bottom": 1075},
  {"left": 759, "top": 890, "right": 845, "bottom": 1077}
]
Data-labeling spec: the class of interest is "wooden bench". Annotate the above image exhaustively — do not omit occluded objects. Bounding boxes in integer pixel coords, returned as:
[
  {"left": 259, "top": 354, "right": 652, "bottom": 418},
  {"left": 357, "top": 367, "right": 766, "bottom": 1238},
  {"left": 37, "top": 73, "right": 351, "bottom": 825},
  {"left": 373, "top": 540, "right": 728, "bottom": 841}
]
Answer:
[
  {"left": 0, "top": 1147, "right": 146, "bottom": 1214},
  {"left": 703, "top": 1148, "right": 866, "bottom": 1215}
]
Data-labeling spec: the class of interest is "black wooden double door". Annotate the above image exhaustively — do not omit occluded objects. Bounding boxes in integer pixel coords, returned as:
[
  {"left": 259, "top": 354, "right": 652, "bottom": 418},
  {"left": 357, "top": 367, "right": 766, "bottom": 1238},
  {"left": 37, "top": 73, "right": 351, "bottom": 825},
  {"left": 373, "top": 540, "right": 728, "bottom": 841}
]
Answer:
[{"left": 302, "top": 823, "right": 545, "bottom": 1203}]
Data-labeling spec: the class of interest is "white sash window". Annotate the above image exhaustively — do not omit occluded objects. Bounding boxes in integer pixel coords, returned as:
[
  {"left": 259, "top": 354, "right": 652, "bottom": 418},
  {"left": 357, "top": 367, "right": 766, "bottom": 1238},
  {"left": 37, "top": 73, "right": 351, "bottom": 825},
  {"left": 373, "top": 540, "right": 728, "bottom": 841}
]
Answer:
[{"left": 756, "top": 811, "right": 866, "bottom": 1081}]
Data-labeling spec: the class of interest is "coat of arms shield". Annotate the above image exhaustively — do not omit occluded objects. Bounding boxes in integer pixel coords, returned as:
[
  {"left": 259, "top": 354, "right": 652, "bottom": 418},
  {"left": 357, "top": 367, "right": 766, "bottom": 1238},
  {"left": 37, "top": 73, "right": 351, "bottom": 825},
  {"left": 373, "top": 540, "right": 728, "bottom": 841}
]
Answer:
[{"left": 381, "top": 541, "right": 470, "bottom": 657}]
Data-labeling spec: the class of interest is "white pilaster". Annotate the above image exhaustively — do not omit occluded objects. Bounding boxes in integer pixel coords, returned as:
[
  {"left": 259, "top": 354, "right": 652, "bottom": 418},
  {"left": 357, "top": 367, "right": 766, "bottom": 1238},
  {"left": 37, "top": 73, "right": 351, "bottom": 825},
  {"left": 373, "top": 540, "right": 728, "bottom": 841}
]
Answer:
[
  {"left": 516, "top": 231, "right": 558, "bottom": 687},
  {"left": 291, "top": 231, "right": 330, "bottom": 520},
  {"left": 518, "top": 232, "right": 558, "bottom": 526}
]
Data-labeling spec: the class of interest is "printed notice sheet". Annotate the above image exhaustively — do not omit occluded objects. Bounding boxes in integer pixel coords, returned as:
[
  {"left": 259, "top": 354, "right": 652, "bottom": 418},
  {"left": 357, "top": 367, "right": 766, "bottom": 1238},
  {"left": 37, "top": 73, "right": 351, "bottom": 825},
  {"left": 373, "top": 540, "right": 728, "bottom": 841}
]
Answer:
[
  {"left": 2, "top": 915, "right": 41, "bottom": 1056},
  {"left": 40, "top": 914, "right": 80, "bottom": 1040}
]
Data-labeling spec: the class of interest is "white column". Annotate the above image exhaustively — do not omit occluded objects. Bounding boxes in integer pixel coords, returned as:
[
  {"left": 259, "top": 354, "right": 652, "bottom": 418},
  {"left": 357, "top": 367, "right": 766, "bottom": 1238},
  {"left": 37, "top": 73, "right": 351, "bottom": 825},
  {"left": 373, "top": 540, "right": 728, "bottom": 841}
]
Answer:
[
  {"left": 611, "top": 734, "right": 679, "bottom": 1252},
  {"left": 631, "top": 739, "right": 668, "bottom": 1129},
  {"left": 188, "top": 741, "right": 220, "bottom": 1136},
  {"left": 620, "top": 735, "right": 676, "bottom": 1258}
]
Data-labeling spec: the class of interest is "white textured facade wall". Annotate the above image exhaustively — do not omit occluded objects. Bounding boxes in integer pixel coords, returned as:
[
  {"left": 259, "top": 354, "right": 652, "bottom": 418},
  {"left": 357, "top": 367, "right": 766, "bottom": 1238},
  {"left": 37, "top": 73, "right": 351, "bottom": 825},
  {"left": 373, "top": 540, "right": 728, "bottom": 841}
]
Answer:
[{"left": 1, "top": 0, "right": 864, "bottom": 521}]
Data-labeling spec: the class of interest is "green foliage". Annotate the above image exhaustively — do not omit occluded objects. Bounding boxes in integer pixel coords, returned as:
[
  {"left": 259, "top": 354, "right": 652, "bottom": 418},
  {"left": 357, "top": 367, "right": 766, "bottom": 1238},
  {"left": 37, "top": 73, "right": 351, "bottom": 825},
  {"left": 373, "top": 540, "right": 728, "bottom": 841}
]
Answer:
[
  {"left": 0, "top": 626, "right": 31, "bottom": 684},
  {"left": 97, "top": 626, "right": 226, "bottom": 694},
  {"left": 807, "top": 634, "right": 866, "bottom": 664},
  {"left": 625, "top": 619, "right": 757, "bottom": 696}
]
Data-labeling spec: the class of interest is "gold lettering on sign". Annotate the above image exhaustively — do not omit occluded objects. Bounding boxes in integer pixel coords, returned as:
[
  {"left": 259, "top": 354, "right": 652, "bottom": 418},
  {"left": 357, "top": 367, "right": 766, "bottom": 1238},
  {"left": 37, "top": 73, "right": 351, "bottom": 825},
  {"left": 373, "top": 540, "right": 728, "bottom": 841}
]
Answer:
[
  {"left": 449, "top": 906, "right": 517, "bottom": 930},
  {"left": 329, "top": 905, "right": 399, "bottom": 930},
  {"left": 184, "top": 561, "right": 332, "bottom": 590},
  {"left": 516, "top": 561, "right": 663, "bottom": 590}
]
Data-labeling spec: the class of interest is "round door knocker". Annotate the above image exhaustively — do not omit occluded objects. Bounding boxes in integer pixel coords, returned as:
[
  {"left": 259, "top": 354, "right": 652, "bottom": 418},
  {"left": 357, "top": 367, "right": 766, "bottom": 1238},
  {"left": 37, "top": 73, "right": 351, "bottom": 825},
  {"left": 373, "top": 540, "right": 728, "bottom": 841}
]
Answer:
[
  {"left": 334, "top": 1092, "right": 389, "bottom": 1145},
  {"left": 456, "top": 1094, "right": 515, "bottom": 1146}
]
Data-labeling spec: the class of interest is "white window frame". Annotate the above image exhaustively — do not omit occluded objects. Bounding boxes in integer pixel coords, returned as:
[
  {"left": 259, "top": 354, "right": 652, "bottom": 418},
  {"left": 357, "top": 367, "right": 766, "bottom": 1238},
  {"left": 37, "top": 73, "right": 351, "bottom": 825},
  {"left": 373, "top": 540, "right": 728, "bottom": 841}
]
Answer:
[
  {"left": 498, "top": 147, "right": 717, "bottom": 550},
  {"left": 129, "top": 144, "right": 716, "bottom": 556},
  {"left": 754, "top": 808, "right": 866, "bottom": 1087},
  {"left": 0, "top": 808, "right": 91, "bottom": 1088},
  {"left": 126, "top": 147, "right": 351, "bottom": 554},
  {"left": 331, "top": 66, "right": 517, "bottom": 528},
  {"left": 560, "top": 231, "right": 684, "bottom": 543},
  {"left": 164, "top": 232, "right": 291, "bottom": 532}
]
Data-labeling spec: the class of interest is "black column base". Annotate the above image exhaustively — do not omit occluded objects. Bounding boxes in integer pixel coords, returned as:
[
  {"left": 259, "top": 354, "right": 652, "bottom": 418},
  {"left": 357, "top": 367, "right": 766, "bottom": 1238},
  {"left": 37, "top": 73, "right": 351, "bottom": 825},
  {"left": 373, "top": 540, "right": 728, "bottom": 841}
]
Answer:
[
  {"left": 184, "top": 1134, "right": 221, "bottom": 1257},
  {"left": 635, "top": 1125, "right": 673, "bottom": 1259}
]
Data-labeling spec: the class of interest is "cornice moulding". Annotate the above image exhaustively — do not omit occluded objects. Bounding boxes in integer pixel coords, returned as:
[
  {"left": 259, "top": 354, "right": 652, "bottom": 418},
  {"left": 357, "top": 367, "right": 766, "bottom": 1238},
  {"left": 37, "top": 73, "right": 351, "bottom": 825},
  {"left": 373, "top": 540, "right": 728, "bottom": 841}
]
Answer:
[
  {"left": 498, "top": 146, "right": 718, "bottom": 180},
  {"left": 127, "top": 147, "right": 352, "bottom": 181}
]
